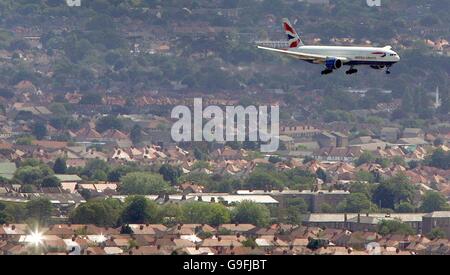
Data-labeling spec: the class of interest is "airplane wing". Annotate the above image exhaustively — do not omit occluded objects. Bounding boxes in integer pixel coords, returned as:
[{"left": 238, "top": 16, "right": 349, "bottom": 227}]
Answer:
[{"left": 258, "top": 46, "right": 349, "bottom": 64}]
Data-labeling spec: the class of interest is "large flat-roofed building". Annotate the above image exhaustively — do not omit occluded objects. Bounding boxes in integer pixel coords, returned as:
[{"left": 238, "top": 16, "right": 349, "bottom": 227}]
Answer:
[
  {"left": 236, "top": 190, "right": 350, "bottom": 213},
  {"left": 422, "top": 212, "right": 450, "bottom": 238},
  {"left": 302, "top": 212, "right": 450, "bottom": 235}
]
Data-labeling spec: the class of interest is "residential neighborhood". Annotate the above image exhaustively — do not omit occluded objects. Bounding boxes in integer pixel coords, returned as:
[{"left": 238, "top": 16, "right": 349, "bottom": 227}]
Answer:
[{"left": 0, "top": 0, "right": 449, "bottom": 258}]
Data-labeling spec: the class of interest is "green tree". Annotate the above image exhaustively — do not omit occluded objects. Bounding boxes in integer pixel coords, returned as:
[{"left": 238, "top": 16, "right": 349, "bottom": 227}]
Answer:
[
  {"left": 242, "top": 238, "right": 258, "bottom": 248},
  {"left": 41, "top": 175, "right": 61, "bottom": 188},
  {"left": 377, "top": 219, "right": 415, "bottom": 236},
  {"left": 355, "top": 171, "right": 375, "bottom": 183},
  {"left": 355, "top": 151, "right": 375, "bottom": 166},
  {"left": 232, "top": 201, "right": 271, "bottom": 227},
  {"left": 337, "top": 193, "right": 375, "bottom": 213},
  {"left": 130, "top": 124, "right": 142, "bottom": 145},
  {"left": 120, "top": 196, "right": 160, "bottom": 224},
  {"left": 69, "top": 199, "right": 123, "bottom": 227},
  {"left": 427, "top": 149, "right": 450, "bottom": 170},
  {"left": 53, "top": 158, "right": 67, "bottom": 174},
  {"left": 181, "top": 202, "right": 231, "bottom": 226},
  {"left": 96, "top": 115, "right": 123, "bottom": 133},
  {"left": 158, "top": 164, "right": 182, "bottom": 185},
  {"left": 421, "top": 191, "right": 450, "bottom": 212},
  {"left": 426, "top": 228, "right": 446, "bottom": 240},
  {"left": 120, "top": 172, "right": 172, "bottom": 195},
  {"left": 395, "top": 201, "right": 416, "bottom": 213},
  {"left": 82, "top": 159, "right": 109, "bottom": 179},
  {"left": 285, "top": 198, "right": 308, "bottom": 224},
  {"left": 80, "top": 93, "right": 102, "bottom": 105},
  {"left": 372, "top": 174, "right": 416, "bottom": 209},
  {"left": 32, "top": 122, "right": 47, "bottom": 140},
  {"left": 26, "top": 198, "right": 53, "bottom": 225},
  {"left": 245, "top": 171, "right": 283, "bottom": 189}
]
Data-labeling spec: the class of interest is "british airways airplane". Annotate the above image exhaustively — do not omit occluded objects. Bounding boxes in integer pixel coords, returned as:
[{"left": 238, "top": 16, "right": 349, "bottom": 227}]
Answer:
[{"left": 258, "top": 18, "right": 401, "bottom": 75}]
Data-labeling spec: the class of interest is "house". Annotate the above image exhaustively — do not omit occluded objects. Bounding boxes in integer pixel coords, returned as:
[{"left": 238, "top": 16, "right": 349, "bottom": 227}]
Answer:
[
  {"left": 422, "top": 212, "right": 450, "bottom": 238},
  {"left": 403, "top": 128, "right": 424, "bottom": 139},
  {"left": 381, "top": 127, "right": 400, "bottom": 143},
  {"left": 331, "top": 132, "right": 348, "bottom": 148},
  {"left": 316, "top": 132, "right": 337, "bottom": 148},
  {"left": 218, "top": 224, "right": 256, "bottom": 235},
  {"left": 55, "top": 174, "right": 82, "bottom": 193}
]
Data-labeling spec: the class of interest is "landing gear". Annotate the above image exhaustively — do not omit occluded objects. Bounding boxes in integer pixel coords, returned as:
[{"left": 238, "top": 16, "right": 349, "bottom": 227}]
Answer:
[
  {"left": 346, "top": 67, "right": 358, "bottom": 75},
  {"left": 386, "top": 66, "right": 391, "bottom": 75},
  {"left": 321, "top": 69, "right": 333, "bottom": 75}
]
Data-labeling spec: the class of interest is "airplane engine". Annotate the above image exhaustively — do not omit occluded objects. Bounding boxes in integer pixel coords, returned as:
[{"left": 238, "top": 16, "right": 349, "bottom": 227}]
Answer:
[
  {"left": 325, "top": 58, "right": 343, "bottom": 70},
  {"left": 370, "top": 65, "right": 385, "bottom": 70}
]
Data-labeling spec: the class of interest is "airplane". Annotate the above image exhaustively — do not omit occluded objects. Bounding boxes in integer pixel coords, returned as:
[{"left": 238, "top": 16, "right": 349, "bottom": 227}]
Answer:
[{"left": 258, "top": 18, "right": 401, "bottom": 75}]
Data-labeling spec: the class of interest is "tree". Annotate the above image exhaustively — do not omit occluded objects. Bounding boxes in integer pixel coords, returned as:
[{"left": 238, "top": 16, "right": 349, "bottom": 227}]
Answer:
[
  {"left": 181, "top": 202, "right": 231, "bottom": 226},
  {"left": 355, "top": 151, "right": 375, "bottom": 166},
  {"left": 95, "top": 115, "right": 123, "bottom": 133},
  {"left": 158, "top": 164, "right": 182, "bottom": 185},
  {"left": 120, "top": 196, "right": 160, "bottom": 224},
  {"left": 26, "top": 198, "right": 53, "bottom": 225},
  {"left": 268, "top": 156, "right": 282, "bottom": 164},
  {"left": 79, "top": 93, "right": 102, "bottom": 105},
  {"left": 53, "top": 158, "right": 67, "bottom": 174},
  {"left": 395, "top": 201, "right": 416, "bottom": 213},
  {"left": 285, "top": 198, "right": 308, "bottom": 224},
  {"left": 355, "top": 171, "right": 375, "bottom": 183},
  {"left": 130, "top": 124, "right": 142, "bottom": 145},
  {"left": 0, "top": 202, "right": 12, "bottom": 224},
  {"left": 372, "top": 174, "right": 416, "bottom": 209},
  {"left": 82, "top": 159, "right": 109, "bottom": 179},
  {"left": 242, "top": 238, "right": 258, "bottom": 248},
  {"left": 320, "top": 203, "right": 334, "bottom": 213},
  {"left": 377, "top": 220, "right": 415, "bottom": 236},
  {"left": 245, "top": 171, "right": 283, "bottom": 189},
  {"left": 316, "top": 168, "right": 329, "bottom": 182},
  {"left": 232, "top": 201, "right": 271, "bottom": 227},
  {"left": 69, "top": 199, "right": 123, "bottom": 227},
  {"left": 120, "top": 172, "right": 172, "bottom": 195},
  {"left": 428, "top": 149, "right": 450, "bottom": 170},
  {"left": 41, "top": 175, "right": 61, "bottom": 188},
  {"left": 426, "top": 228, "right": 446, "bottom": 240},
  {"left": 32, "top": 122, "right": 47, "bottom": 140},
  {"left": 421, "top": 191, "right": 450, "bottom": 212},
  {"left": 14, "top": 163, "right": 53, "bottom": 185},
  {"left": 337, "top": 193, "right": 375, "bottom": 213}
]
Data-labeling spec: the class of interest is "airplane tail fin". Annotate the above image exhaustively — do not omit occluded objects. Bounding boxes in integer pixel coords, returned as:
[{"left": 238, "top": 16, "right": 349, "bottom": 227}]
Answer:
[{"left": 282, "top": 18, "right": 304, "bottom": 48}]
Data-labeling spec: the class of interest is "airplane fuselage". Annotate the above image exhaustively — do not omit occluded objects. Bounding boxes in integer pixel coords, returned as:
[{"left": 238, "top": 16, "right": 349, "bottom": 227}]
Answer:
[{"left": 290, "top": 45, "right": 400, "bottom": 66}]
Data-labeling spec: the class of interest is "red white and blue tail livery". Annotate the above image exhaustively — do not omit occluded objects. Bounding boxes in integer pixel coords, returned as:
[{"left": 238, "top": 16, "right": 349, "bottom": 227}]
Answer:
[
  {"left": 283, "top": 18, "right": 303, "bottom": 48},
  {"left": 259, "top": 18, "right": 400, "bottom": 75}
]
